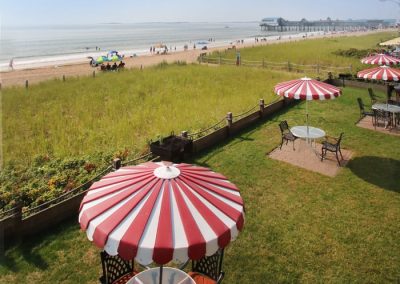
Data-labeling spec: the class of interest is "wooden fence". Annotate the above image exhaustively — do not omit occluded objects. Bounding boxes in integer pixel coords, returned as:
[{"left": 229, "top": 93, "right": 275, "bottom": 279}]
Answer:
[{"left": 200, "top": 56, "right": 352, "bottom": 75}]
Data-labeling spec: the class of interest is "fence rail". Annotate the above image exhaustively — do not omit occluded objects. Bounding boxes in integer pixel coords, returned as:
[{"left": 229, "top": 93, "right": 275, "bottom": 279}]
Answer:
[{"left": 200, "top": 56, "right": 352, "bottom": 74}]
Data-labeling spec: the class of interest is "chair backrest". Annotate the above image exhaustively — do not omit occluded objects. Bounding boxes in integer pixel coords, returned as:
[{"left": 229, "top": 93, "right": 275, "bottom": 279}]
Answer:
[
  {"left": 279, "top": 120, "right": 290, "bottom": 134},
  {"left": 357, "top": 98, "right": 365, "bottom": 112},
  {"left": 336, "top": 132, "right": 344, "bottom": 147},
  {"left": 100, "top": 251, "right": 134, "bottom": 284},
  {"left": 191, "top": 249, "right": 224, "bottom": 281},
  {"left": 368, "top": 88, "right": 376, "bottom": 100}
]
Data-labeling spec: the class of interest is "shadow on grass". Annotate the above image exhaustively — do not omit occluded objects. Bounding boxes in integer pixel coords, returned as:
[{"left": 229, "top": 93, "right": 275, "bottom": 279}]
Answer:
[
  {"left": 348, "top": 156, "right": 400, "bottom": 193},
  {"left": 1, "top": 216, "right": 78, "bottom": 272}
]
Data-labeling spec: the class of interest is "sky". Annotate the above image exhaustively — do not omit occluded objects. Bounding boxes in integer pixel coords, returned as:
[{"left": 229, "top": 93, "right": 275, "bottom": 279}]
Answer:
[{"left": 0, "top": 0, "right": 399, "bottom": 26}]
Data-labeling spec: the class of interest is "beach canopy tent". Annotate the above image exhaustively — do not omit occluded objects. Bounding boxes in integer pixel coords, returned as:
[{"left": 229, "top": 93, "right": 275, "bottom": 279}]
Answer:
[
  {"left": 379, "top": 37, "right": 400, "bottom": 46},
  {"left": 361, "top": 53, "right": 400, "bottom": 65},
  {"left": 88, "top": 55, "right": 110, "bottom": 67},
  {"left": 274, "top": 77, "right": 342, "bottom": 134},
  {"left": 357, "top": 65, "right": 400, "bottom": 81},
  {"left": 79, "top": 161, "right": 245, "bottom": 266},
  {"left": 111, "top": 55, "right": 122, "bottom": 62}
]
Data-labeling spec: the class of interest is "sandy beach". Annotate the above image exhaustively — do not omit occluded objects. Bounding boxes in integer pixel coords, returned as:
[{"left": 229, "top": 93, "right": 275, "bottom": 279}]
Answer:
[{"left": 0, "top": 29, "right": 394, "bottom": 88}]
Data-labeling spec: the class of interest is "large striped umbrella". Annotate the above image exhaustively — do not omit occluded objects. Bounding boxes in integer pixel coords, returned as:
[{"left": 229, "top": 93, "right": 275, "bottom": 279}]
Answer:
[
  {"left": 274, "top": 77, "right": 341, "bottom": 135},
  {"left": 361, "top": 53, "right": 400, "bottom": 65},
  {"left": 357, "top": 65, "right": 400, "bottom": 81},
  {"left": 79, "top": 161, "right": 245, "bottom": 266}
]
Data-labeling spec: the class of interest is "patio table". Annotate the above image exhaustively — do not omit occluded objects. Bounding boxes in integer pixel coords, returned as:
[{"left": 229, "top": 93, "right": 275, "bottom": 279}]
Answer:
[
  {"left": 127, "top": 267, "right": 195, "bottom": 284},
  {"left": 291, "top": 126, "right": 325, "bottom": 141},
  {"left": 290, "top": 126, "right": 325, "bottom": 155},
  {"left": 372, "top": 103, "right": 400, "bottom": 127}
]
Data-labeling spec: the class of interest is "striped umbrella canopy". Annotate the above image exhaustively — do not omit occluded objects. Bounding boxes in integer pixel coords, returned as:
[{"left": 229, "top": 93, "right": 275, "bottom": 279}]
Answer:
[
  {"left": 79, "top": 162, "right": 245, "bottom": 266},
  {"left": 357, "top": 65, "right": 400, "bottom": 81},
  {"left": 361, "top": 53, "right": 400, "bottom": 65},
  {"left": 274, "top": 77, "right": 342, "bottom": 100},
  {"left": 274, "top": 77, "right": 341, "bottom": 133}
]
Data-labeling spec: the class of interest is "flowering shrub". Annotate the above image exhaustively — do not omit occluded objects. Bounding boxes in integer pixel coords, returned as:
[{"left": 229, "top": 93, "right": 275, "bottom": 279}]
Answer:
[{"left": 0, "top": 152, "right": 114, "bottom": 212}]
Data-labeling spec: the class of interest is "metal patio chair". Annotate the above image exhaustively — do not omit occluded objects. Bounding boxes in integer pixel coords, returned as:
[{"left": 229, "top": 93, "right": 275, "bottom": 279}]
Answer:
[
  {"left": 321, "top": 132, "right": 344, "bottom": 166},
  {"left": 279, "top": 120, "right": 297, "bottom": 150}
]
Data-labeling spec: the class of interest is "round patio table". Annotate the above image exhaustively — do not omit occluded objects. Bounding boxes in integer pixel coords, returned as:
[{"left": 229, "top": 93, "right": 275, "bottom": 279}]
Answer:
[
  {"left": 290, "top": 126, "right": 326, "bottom": 140},
  {"left": 127, "top": 267, "right": 195, "bottom": 284}
]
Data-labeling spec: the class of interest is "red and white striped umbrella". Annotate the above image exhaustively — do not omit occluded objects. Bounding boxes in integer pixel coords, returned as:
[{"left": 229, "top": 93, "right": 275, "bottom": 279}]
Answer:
[
  {"left": 361, "top": 53, "right": 400, "bottom": 65},
  {"left": 274, "top": 77, "right": 342, "bottom": 100},
  {"left": 357, "top": 65, "right": 400, "bottom": 81},
  {"left": 79, "top": 162, "right": 245, "bottom": 266}
]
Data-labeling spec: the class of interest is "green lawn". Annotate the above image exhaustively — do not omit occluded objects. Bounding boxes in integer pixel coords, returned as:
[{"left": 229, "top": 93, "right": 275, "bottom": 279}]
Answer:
[{"left": 1, "top": 87, "right": 399, "bottom": 283}]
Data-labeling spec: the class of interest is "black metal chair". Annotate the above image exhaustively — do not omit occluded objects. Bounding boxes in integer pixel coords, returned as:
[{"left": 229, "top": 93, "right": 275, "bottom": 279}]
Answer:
[
  {"left": 373, "top": 109, "right": 391, "bottom": 129},
  {"left": 100, "top": 251, "right": 137, "bottom": 284},
  {"left": 368, "top": 88, "right": 378, "bottom": 104},
  {"left": 189, "top": 249, "right": 225, "bottom": 284},
  {"left": 279, "top": 120, "right": 297, "bottom": 150},
  {"left": 357, "top": 98, "right": 374, "bottom": 122},
  {"left": 321, "top": 133, "right": 344, "bottom": 166}
]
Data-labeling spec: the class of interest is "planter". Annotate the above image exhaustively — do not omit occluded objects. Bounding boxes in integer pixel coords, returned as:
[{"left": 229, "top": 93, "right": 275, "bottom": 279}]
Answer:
[{"left": 150, "top": 135, "right": 193, "bottom": 162}]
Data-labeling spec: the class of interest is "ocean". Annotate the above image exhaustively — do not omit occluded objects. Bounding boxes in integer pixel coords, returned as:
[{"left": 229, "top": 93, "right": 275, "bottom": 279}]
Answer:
[{"left": 0, "top": 22, "right": 310, "bottom": 71}]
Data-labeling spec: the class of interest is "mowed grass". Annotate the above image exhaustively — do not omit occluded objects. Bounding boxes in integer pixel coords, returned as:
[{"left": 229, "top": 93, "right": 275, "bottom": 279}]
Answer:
[
  {"left": 212, "top": 31, "right": 398, "bottom": 73},
  {"left": 1, "top": 87, "right": 399, "bottom": 283},
  {"left": 2, "top": 64, "right": 294, "bottom": 166}
]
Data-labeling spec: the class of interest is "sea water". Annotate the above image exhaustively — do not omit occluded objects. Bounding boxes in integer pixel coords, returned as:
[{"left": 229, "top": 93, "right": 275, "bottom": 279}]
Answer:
[{"left": 0, "top": 22, "right": 315, "bottom": 71}]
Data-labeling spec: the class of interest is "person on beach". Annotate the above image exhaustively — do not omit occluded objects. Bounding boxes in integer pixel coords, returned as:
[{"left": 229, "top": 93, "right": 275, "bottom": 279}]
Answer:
[{"left": 9, "top": 58, "right": 14, "bottom": 70}]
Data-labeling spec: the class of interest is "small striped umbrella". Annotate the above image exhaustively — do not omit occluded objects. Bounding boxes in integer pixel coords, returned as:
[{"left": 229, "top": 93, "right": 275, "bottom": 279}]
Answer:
[
  {"left": 361, "top": 53, "right": 400, "bottom": 65},
  {"left": 79, "top": 162, "right": 245, "bottom": 266},
  {"left": 274, "top": 77, "right": 341, "bottom": 100},
  {"left": 274, "top": 77, "right": 341, "bottom": 135},
  {"left": 357, "top": 65, "right": 400, "bottom": 81}
]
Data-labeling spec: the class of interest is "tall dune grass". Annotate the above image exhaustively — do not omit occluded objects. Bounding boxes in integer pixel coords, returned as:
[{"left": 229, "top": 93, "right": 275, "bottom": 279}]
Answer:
[
  {"left": 2, "top": 64, "right": 295, "bottom": 165},
  {"left": 212, "top": 31, "right": 398, "bottom": 73}
]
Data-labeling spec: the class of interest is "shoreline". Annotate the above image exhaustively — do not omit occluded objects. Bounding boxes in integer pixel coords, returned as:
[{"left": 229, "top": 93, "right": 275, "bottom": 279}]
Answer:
[{"left": 0, "top": 29, "right": 395, "bottom": 87}]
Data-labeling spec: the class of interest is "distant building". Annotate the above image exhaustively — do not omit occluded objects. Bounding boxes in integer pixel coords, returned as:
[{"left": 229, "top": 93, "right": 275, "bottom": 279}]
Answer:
[{"left": 260, "top": 17, "right": 396, "bottom": 32}]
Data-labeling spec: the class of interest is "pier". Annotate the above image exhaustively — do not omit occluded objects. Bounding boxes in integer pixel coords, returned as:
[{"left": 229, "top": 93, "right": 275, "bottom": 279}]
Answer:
[{"left": 260, "top": 17, "right": 393, "bottom": 32}]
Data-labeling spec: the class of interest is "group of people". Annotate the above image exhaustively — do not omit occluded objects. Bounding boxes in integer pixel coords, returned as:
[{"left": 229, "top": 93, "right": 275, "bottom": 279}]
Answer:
[{"left": 100, "top": 61, "right": 125, "bottom": 71}]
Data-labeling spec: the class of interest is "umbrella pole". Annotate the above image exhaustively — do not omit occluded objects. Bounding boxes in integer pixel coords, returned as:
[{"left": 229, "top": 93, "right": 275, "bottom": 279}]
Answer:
[
  {"left": 159, "top": 265, "right": 163, "bottom": 284},
  {"left": 306, "top": 100, "right": 309, "bottom": 144}
]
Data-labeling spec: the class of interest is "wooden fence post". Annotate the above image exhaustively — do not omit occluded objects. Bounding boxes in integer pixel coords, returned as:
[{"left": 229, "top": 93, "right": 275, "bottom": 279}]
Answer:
[
  {"left": 93, "top": 71, "right": 96, "bottom": 78},
  {"left": 181, "top": 131, "right": 188, "bottom": 138},
  {"left": 226, "top": 112, "right": 233, "bottom": 128},
  {"left": 259, "top": 99, "right": 265, "bottom": 116},
  {"left": 63, "top": 75, "right": 66, "bottom": 82},
  {"left": 25, "top": 80, "right": 28, "bottom": 89},
  {"left": 262, "top": 58, "right": 265, "bottom": 68},
  {"left": 0, "top": 83, "right": 2, "bottom": 90},
  {"left": 113, "top": 158, "right": 121, "bottom": 170}
]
